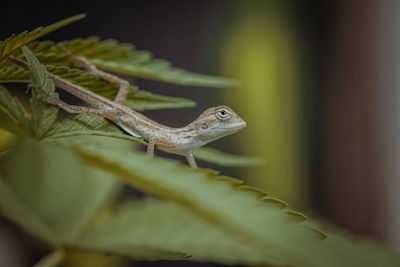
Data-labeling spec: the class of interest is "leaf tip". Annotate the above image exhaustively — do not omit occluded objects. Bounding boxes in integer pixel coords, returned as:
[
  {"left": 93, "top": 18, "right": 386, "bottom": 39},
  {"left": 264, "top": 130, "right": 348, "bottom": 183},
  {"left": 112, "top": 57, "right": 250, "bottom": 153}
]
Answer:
[
  {"left": 238, "top": 185, "right": 267, "bottom": 198},
  {"left": 302, "top": 225, "right": 327, "bottom": 240},
  {"left": 261, "top": 196, "right": 288, "bottom": 209},
  {"left": 285, "top": 210, "right": 307, "bottom": 222},
  {"left": 212, "top": 175, "right": 244, "bottom": 186}
]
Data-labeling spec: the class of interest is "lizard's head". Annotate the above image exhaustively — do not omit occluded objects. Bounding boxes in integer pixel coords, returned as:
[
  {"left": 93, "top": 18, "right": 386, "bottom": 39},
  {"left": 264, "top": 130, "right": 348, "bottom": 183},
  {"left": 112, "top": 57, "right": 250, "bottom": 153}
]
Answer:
[{"left": 195, "top": 105, "right": 246, "bottom": 143}]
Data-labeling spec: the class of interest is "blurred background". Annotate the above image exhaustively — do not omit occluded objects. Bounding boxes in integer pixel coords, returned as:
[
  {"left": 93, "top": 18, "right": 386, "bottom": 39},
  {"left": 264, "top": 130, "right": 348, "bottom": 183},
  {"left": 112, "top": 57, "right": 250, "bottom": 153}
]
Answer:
[{"left": 1, "top": 0, "right": 399, "bottom": 266}]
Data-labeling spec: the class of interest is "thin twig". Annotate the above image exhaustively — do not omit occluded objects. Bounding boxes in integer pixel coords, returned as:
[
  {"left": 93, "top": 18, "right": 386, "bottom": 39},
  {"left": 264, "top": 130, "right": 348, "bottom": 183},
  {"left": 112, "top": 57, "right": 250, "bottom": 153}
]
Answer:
[{"left": 32, "top": 247, "right": 65, "bottom": 267}]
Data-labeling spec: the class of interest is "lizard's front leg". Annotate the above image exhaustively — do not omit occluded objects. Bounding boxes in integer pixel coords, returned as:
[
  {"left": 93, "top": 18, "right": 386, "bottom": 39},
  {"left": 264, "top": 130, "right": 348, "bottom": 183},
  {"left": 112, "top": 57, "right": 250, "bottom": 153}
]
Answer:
[
  {"left": 185, "top": 152, "right": 198, "bottom": 168},
  {"left": 146, "top": 140, "right": 155, "bottom": 157}
]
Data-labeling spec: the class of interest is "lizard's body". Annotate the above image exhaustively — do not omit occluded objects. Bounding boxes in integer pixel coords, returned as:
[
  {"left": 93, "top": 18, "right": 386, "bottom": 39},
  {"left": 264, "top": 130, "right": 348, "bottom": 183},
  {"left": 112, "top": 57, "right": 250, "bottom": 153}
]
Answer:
[{"left": 9, "top": 51, "right": 246, "bottom": 167}]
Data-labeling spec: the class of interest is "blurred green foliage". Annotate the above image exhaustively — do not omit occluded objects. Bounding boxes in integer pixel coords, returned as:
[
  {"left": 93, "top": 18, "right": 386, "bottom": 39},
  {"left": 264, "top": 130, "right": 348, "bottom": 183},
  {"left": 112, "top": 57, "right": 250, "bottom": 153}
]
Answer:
[{"left": 220, "top": 1, "right": 308, "bottom": 208}]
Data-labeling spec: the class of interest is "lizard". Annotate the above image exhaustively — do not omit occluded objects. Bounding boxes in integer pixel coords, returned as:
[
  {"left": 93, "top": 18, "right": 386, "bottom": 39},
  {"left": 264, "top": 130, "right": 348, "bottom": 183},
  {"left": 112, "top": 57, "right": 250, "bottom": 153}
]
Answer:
[{"left": 8, "top": 48, "right": 246, "bottom": 168}]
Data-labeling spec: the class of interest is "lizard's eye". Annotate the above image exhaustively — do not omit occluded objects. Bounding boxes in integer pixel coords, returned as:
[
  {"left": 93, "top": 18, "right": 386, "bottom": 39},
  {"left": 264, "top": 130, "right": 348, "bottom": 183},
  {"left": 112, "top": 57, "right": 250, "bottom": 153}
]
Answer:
[{"left": 217, "top": 109, "right": 229, "bottom": 120}]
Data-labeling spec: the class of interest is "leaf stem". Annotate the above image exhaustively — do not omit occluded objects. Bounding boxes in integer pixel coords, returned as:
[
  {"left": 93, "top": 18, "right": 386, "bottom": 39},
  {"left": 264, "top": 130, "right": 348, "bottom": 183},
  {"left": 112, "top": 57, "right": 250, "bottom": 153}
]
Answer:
[{"left": 33, "top": 247, "right": 65, "bottom": 267}]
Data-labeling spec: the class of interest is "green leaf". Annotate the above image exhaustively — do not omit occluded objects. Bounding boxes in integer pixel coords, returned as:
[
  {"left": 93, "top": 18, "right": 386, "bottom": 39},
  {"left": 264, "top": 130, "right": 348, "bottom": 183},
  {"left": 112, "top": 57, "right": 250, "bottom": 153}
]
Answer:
[
  {"left": 22, "top": 46, "right": 58, "bottom": 138},
  {"left": 77, "top": 198, "right": 282, "bottom": 265},
  {"left": 0, "top": 85, "right": 31, "bottom": 135},
  {"left": 71, "top": 137, "right": 400, "bottom": 267},
  {"left": 29, "top": 91, "right": 60, "bottom": 139},
  {"left": 71, "top": 137, "right": 324, "bottom": 267},
  {"left": 90, "top": 57, "right": 239, "bottom": 88},
  {"left": 65, "top": 37, "right": 239, "bottom": 87},
  {"left": 194, "top": 146, "right": 264, "bottom": 167},
  {"left": 22, "top": 46, "right": 56, "bottom": 95},
  {"left": 0, "top": 137, "right": 120, "bottom": 245},
  {"left": 125, "top": 88, "right": 195, "bottom": 111},
  {"left": 0, "top": 14, "right": 85, "bottom": 61},
  {"left": 2, "top": 136, "right": 399, "bottom": 266},
  {"left": 0, "top": 137, "right": 194, "bottom": 260},
  {"left": 0, "top": 65, "right": 29, "bottom": 82},
  {"left": 5, "top": 38, "right": 238, "bottom": 88},
  {"left": 43, "top": 114, "right": 144, "bottom": 144},
  {"left": 76, "top": 200, "right": 192, "bottom": 260}
]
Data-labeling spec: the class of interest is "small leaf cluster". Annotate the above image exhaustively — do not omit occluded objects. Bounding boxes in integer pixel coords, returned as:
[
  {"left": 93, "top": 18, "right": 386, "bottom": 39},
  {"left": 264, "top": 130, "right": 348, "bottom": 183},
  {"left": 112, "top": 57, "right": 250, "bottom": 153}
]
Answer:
[{"left": 0, "top": 14, "right": 399, "bottom": 267}]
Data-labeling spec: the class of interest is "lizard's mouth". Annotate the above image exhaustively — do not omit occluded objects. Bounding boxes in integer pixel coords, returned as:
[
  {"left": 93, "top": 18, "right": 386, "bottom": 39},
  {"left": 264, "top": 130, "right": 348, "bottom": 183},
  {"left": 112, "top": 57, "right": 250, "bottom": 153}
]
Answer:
[{"left": 230, "top": 120, "right": 246, "bottom": 133}]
